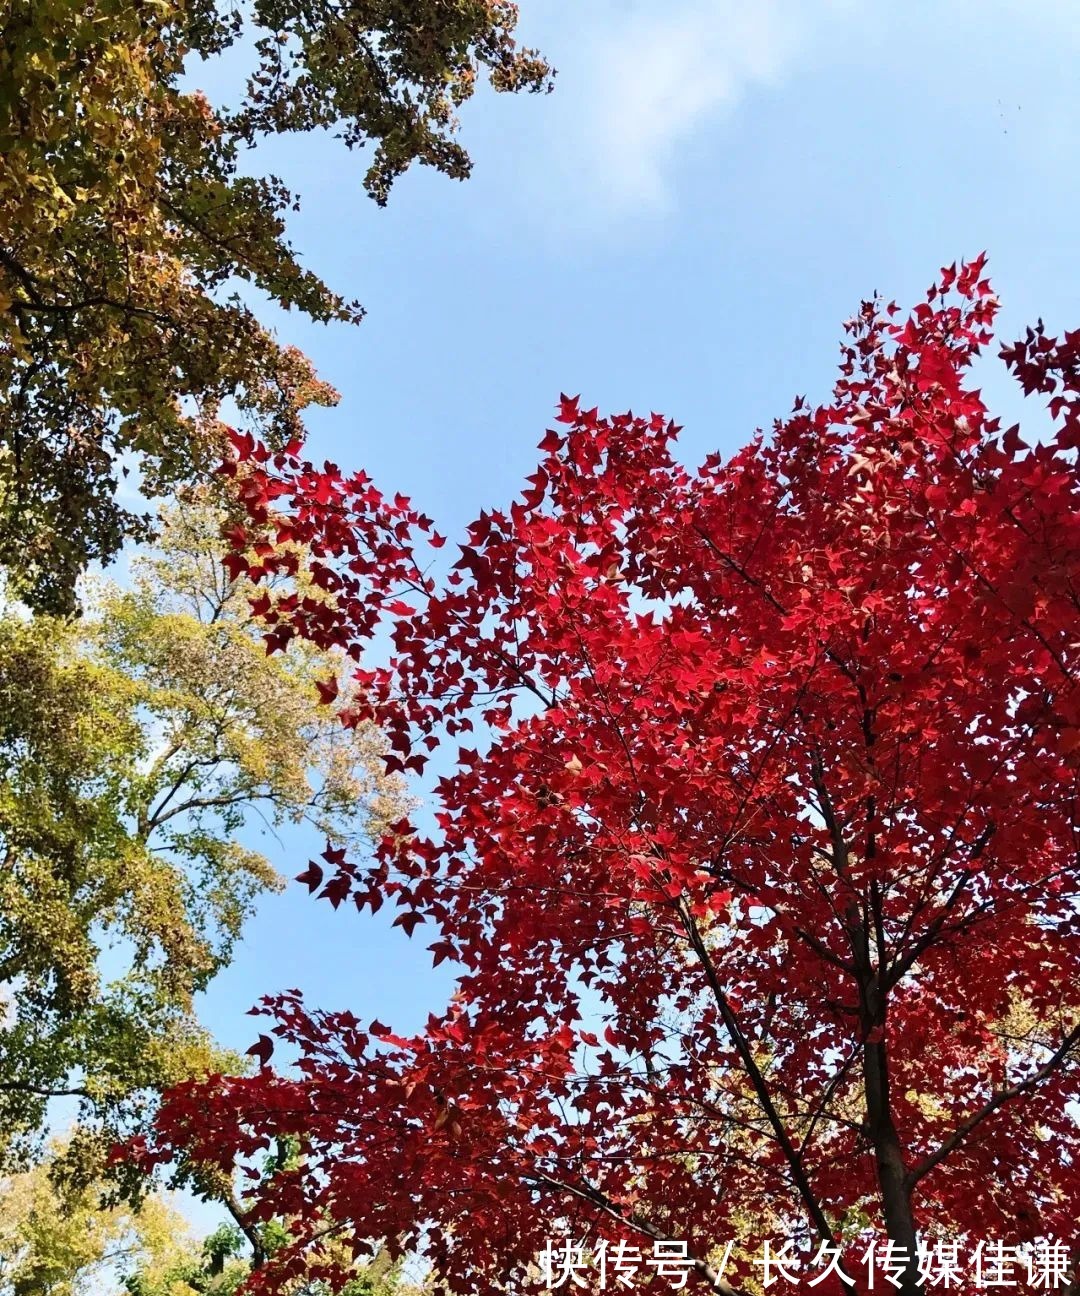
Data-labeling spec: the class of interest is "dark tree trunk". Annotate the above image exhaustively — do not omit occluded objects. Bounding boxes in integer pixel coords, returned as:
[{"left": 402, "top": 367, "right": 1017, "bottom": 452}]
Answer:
[{"left": 864, "top": 1026, "right": 923, "bottom": 1296}]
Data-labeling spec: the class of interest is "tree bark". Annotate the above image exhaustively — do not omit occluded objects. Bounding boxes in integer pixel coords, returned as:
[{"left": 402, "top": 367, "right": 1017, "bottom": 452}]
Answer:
[{"left": 863, "top": 1007, "right": 924, "bottom": 1296}]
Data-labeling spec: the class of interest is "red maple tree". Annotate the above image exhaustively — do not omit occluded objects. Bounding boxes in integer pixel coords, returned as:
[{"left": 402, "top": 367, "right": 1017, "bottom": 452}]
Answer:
[{"left": 145, "top": 258, "right": 1080, "bottom": 1296}]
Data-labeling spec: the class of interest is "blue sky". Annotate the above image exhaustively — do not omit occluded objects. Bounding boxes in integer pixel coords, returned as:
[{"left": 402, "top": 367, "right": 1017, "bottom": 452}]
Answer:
[{"left": 181, "top": 0, "right": 1080, "bottom": 1220}]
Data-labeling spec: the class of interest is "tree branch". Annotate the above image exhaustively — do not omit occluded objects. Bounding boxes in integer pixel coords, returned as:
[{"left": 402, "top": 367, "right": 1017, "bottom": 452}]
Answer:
[{"left": 905, "top": 1020, "right": 1080, "bottom": 1191}]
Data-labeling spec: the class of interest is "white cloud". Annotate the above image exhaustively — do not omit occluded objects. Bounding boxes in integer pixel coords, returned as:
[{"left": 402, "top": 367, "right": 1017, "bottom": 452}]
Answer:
[
  {"left": 572, "top": 2, "right": 797, "bottom": 212},
  {"left": 481, "top": 0, "right": 848, "bottom": 234}
]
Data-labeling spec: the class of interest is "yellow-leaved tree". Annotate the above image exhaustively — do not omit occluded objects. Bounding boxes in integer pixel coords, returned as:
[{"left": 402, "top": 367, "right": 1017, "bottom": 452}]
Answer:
[
  {"left": 0, "top": 0, "right": 551, "bottom": 611},
  {"left": 0, "top": 492, "right": 408, "bottom": 1168}
]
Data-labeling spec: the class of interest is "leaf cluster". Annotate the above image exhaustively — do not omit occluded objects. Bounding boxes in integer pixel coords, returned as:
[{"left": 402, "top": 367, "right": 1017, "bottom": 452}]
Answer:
[{"left": 0, "top": 0, "right": 550, "bottom": 611}]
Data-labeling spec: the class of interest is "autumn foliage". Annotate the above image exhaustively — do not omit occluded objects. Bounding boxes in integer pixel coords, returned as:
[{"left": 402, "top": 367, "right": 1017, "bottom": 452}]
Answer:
[
  {"left": 0, "top": 0, "right": 550, "bottom": 612},
  {"left": 143, "top": 259, "right": 1080, "bottom": 1295}
]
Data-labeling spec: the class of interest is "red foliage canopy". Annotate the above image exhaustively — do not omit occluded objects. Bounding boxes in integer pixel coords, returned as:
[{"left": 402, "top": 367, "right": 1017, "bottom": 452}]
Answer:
[{"left": 146, "top": 259, "right": 1080, "bottom": 1295}]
